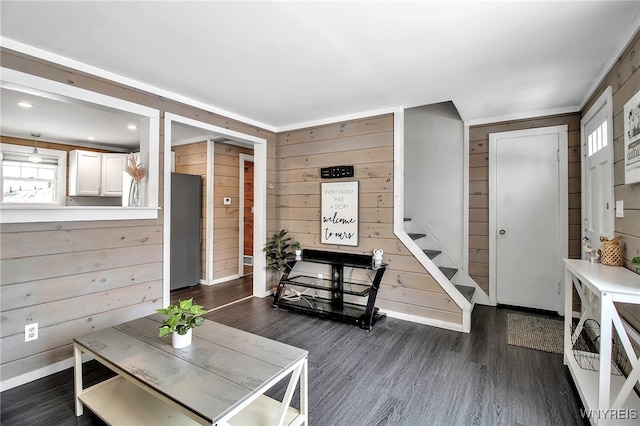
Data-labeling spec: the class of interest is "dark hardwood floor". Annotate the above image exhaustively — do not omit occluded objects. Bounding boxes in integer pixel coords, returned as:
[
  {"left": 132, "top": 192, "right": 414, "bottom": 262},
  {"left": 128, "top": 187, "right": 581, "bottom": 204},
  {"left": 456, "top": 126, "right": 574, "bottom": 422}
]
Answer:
[
  {"left": 169, "top": 274, "right": 253, "bottom": 310},
  {"left": 1, "top": 292, "right": 589, "bottom": 426}
]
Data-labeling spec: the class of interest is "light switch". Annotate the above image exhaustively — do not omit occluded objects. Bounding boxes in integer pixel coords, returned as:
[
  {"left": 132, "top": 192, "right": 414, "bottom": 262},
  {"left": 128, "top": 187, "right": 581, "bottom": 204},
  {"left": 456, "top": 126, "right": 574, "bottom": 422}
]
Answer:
[
  {"left": 616, "top": 200, "right": 624, "bottom": 218},
  {"left": 223, "top": 197, "right": 231, "bottom": 205}
]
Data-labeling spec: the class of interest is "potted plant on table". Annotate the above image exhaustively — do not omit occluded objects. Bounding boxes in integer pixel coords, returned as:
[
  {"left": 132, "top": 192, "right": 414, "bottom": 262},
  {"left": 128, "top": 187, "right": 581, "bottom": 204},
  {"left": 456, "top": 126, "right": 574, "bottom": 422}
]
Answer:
[
  {"left": 264, "top": 229, "right": 294, "bottom": 294},
  {"left": 156, "top": 298, "right": 207, "bottom": 348},
  {"left": 293, "top": 241, "right": 302, "bottom": 260}
]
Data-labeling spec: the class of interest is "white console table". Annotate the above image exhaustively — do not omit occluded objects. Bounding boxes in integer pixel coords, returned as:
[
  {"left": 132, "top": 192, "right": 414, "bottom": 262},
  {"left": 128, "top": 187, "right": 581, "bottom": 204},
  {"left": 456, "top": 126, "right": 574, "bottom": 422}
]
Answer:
[{"left": 564, "top": 259, "right": 640, "bottom": 425}]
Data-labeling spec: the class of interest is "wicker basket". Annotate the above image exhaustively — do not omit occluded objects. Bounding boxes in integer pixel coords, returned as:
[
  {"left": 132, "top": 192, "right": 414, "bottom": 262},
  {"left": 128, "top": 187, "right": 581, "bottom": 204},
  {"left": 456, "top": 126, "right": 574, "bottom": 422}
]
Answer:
[{"left": 601, "top": 244, "right": 623, "bottom": 266}]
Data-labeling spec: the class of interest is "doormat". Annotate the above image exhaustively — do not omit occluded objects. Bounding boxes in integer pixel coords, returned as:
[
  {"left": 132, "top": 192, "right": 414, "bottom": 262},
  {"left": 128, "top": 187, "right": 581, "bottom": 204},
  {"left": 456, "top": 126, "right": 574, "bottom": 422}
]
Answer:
[{"left": 506, "top": 313, "right": 564, "bottom": 354}]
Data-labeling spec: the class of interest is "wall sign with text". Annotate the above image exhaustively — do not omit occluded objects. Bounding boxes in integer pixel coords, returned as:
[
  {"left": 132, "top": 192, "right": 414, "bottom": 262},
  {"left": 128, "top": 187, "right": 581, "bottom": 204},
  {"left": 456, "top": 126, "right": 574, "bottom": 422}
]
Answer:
[
  {"left": 321, "top": 181, "right": 358, "bottom": 246},
  {"left": 624, "top": 88, "right": 640, "bottom": 184}
]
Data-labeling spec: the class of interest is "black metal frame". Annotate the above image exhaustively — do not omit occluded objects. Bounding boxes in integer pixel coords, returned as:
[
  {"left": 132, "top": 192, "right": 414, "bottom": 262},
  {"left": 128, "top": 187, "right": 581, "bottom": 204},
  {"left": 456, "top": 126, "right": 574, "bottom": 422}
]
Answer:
[{"left": 273, "top": 249, "right": 386, "bottom": 330}]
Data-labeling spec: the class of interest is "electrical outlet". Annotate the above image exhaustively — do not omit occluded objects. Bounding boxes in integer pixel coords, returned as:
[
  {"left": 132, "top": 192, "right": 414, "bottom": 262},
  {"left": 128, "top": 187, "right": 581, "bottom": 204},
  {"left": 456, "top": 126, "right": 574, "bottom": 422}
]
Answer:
[
  {"left": 317, "top": 273, "right": 323, "bottom": 280},
  {"left": 25, "top": 323, "right": 38, "bottom": 342}
]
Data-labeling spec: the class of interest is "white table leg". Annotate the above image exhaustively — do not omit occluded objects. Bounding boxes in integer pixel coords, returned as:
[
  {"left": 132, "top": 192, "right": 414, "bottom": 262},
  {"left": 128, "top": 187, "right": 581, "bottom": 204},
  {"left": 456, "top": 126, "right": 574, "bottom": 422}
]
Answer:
[
  {"left": 74, "top": 343, "right": 83, "bottom": 416},
  {"left": 598, "top": 292, "right": 613, "bottom": 411},
  {"left": 564, "top": 268, "right": 573, "bottom": 365},
  {"left": 275, "top": 361, "right": 303, "bottom": 426},
  {"left": 300, "top": 356, "right": 308, "bottom": 425}
]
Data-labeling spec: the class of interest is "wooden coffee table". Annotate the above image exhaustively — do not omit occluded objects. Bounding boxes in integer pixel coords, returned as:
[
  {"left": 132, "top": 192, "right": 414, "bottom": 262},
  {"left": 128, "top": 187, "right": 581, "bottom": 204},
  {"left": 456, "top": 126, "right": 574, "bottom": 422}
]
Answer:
[{"left": 74, "top": 315, "right": 308, "bottom": 425}]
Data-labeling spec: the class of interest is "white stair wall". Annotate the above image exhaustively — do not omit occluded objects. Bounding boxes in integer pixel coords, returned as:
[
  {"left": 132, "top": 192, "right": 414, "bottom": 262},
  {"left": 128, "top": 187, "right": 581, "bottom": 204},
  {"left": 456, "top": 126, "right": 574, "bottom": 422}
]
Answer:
[{"left": 404, "top": 215, "right": 490, "bottom": 307}]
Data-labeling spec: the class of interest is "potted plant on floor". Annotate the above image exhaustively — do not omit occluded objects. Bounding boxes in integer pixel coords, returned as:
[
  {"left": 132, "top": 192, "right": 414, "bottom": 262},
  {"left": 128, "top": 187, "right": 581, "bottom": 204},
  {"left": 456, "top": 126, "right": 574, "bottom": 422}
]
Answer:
[
  {"left": 157, "top": 298, "right": 207, "bottom": 348},
  {"left": 264, "top": 229, "right": 294, "bottom": 294}
]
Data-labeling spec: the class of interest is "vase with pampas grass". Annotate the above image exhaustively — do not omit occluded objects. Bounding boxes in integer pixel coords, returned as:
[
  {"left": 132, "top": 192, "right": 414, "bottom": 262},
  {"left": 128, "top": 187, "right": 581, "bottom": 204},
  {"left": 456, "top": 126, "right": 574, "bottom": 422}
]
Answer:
[{"left": 124, "top": 154, "right": 146, "bottom": 207}]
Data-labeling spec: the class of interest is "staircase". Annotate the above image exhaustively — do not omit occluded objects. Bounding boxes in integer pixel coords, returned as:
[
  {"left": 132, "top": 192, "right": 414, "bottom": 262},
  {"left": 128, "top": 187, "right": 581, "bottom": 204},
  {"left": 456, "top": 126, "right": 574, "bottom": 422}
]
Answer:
[{"left": 403, "top": 216, "right": 489, "bottom": 332}]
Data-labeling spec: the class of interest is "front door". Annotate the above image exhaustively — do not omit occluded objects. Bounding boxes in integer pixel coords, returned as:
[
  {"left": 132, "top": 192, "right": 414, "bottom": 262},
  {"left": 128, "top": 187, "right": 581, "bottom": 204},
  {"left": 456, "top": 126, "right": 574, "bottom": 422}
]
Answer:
[
  {"left": 582, "top": 88, "right": 614, "bottom": 249},
  {"left": 490, "top": 126, "right": 568, "bottom": 312}
]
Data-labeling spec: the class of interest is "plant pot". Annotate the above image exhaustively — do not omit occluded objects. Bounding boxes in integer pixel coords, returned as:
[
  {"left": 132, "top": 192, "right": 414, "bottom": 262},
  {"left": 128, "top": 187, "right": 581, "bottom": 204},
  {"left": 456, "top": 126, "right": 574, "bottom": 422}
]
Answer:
[
  {"left": 295, "top": 249, "right": 302, "bottom": 261},
  {"left": 172, "top": 328, "right": 192, "bottom": 348}
]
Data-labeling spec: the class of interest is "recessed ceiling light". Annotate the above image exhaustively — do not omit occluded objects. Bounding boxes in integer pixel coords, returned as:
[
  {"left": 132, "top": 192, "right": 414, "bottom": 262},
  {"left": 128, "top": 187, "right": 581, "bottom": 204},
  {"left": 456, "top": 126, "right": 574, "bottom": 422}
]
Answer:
[
  {"left": 87, "top": 136, "right": 96, "bottom": 141},
  {"left": 18, "top": 101, "right": 34, "bottom": 108},
  {"left": 127, "top": 124, "right": 138, "bottom": 130}
]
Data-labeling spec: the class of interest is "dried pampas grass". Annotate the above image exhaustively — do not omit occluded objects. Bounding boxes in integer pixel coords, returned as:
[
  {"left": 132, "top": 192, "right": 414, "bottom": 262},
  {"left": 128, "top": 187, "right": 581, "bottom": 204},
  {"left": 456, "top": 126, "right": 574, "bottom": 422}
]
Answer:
[{"left": 124, "top": 154, "right": 146, "bottom": 182}]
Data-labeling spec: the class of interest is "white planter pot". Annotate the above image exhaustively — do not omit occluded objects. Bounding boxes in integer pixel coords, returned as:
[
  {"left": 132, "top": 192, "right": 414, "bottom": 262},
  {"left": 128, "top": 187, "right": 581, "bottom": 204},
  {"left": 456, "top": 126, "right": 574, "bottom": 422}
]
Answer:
[
  {"left": 295, "top": 250, "right": 302, "bottom": 261},
  {"left": 172, "top": 328, "right": 192, "bottom": 349}
]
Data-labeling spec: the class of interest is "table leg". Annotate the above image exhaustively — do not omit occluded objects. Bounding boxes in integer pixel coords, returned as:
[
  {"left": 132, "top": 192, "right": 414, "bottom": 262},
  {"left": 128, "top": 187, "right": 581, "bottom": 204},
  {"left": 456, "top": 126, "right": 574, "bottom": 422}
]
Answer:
[
  {"left": 275, "top": 360, "right": 304, "bottom": 426},
  {"left": 598, "top": 292, "right": 613, "bottom": 411},
  {"left": 73, "top": 343, "right": 83, "bottom": 416},
  {"left": 300, "top": 356, "right": 308, "bottom": 425},
  {"left": 564, "top": 268, "right": 573, "bottom": 366}
]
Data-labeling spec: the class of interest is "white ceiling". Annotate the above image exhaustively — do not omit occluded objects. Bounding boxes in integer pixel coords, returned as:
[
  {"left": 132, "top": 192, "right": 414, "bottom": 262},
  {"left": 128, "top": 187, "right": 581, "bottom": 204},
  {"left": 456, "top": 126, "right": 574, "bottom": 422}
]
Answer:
[
  {"left": 1, "top": 1, "right": 640, "bottom": 133},
  {"left": 1, "top": 87, "right": 143, "bottom": 149}
]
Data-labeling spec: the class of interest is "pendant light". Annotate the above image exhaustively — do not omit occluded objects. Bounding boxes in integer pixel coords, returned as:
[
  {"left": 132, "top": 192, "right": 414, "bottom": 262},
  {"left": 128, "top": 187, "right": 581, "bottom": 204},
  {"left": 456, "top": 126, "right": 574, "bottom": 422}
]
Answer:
[{"left": 29, "top": 133, "right": 42, "bottom": 163}]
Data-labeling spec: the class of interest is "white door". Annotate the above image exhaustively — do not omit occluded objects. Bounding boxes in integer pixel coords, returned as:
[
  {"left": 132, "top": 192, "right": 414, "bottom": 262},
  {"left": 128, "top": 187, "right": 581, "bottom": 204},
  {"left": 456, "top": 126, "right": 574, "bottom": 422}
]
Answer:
[
  {"left": 582, "top": 88, "right": 614, "bottom": 248},
  {"left": 490, "top": 126, "right": 568, "bottom": 312}
]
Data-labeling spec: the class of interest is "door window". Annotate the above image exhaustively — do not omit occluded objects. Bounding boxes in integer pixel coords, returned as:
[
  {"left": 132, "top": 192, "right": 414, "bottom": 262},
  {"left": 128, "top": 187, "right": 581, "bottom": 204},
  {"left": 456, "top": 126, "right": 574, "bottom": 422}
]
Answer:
[{"left": 587, "top": 120, "right": 608, "bottom": 156}]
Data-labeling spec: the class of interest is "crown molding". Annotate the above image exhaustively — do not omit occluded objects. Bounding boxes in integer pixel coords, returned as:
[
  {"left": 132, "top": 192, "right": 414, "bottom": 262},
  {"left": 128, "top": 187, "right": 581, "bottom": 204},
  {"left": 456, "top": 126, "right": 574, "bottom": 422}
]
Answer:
[{"left": 0, "top": 37, "right": 277, "bottom": 133}]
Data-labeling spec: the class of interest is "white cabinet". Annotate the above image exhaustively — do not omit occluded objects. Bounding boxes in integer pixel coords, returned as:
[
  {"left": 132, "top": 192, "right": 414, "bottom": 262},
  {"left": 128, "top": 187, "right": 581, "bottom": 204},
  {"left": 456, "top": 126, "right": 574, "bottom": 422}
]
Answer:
[
  {"left": 101, "top": 154, "right": 127, "bottom": 196},
  {"left": 69, "top": 150, "right": 126, "bottom": 197}
]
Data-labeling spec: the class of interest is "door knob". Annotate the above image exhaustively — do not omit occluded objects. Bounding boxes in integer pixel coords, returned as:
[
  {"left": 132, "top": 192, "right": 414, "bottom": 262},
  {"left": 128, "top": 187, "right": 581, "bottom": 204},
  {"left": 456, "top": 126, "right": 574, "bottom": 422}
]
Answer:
[{"left": 499, "top": 229, "right": 506, "bottom": 235}]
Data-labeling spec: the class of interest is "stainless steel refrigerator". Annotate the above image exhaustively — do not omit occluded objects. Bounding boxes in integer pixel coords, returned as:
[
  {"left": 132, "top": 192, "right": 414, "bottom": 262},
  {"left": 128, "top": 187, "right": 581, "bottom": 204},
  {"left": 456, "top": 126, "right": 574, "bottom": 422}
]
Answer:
[{"left": 170, "top": 173, "right": 202, "bottom": 290}]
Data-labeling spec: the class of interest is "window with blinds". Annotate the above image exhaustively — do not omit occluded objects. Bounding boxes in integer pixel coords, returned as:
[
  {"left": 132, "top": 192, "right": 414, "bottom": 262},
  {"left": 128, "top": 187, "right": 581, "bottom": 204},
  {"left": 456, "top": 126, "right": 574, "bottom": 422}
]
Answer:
[{"left": 1, "top": 144, "right": 67, "bottom": 205}]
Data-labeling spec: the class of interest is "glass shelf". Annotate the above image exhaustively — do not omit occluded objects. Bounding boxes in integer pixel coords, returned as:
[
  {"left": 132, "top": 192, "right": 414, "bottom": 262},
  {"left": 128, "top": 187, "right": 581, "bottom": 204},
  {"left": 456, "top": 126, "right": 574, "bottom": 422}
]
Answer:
[{"left": 283, "top": 274, "right": 371, "bottom": 296}]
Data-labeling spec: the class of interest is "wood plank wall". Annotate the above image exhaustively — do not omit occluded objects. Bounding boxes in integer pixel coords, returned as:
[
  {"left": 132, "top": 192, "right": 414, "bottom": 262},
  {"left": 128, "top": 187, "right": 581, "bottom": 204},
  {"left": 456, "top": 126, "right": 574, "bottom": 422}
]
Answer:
[
  {"left": 275, "top": 114, "right": 463, "bottom": 326},
  {"left": 582, "top": 30, "right": 640, "bottom": 330},
  {"left": 468, "top": 113, "right": 582, "bottom": 294},
  {"left": 172, "top": 142, "right": 252, "bottom": 282},
  {"left": 0, "top": 48, "right": 276, "bottom": 384}
]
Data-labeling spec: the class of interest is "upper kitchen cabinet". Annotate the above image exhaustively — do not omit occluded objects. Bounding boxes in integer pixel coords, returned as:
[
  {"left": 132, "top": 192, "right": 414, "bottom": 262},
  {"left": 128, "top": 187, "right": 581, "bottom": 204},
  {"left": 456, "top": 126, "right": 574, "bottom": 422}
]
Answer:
[{"left": 69, "top": 150, "right": 127, "bottom": 197}]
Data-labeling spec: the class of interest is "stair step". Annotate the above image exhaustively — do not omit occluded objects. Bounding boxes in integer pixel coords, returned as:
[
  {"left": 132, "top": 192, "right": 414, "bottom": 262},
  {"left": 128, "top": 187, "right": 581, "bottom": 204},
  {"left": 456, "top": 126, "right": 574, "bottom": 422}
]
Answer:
[
  {"left": 423, "top": 249, "right": 442, "bottom": 259},
  {"left": 404, "top": 217, "right": 411, "bottom": 222},
  {"left": 455, "top": 285, "right": 475, "bottom": 303},
  {"left": 408, "top": 233, "right": 426, "bottom": 240},
  {"left": 439, "top": 266, "right": 458, "bottom": 280}
]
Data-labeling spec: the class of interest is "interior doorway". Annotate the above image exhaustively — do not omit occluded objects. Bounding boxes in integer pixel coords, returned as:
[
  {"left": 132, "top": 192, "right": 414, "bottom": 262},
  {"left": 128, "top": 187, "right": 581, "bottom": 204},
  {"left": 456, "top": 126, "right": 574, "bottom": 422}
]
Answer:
[
  {"left": 240, "top": 154, "right": 254, "bottom": 276},
  {"left": 163, "top": 113, "right": 268, "bottom": 307},
  {"left": 489, "top": 126, "right": 568, "bottom": 313}
]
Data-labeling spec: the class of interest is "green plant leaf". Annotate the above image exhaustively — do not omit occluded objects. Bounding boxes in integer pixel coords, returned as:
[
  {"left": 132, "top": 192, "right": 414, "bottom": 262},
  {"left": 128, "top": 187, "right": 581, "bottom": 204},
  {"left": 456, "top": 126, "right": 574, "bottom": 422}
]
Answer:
[
  {"left": 158, "top": 325, "right": 172, "bottom": 338},
  {"left": 179, "top": 298, "right": 194, "bottom": 310}
]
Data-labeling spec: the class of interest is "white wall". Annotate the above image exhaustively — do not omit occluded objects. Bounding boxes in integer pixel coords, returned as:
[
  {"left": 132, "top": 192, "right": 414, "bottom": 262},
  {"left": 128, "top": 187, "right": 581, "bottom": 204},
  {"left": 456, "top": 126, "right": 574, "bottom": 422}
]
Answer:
[{"left": 404, "top": 102, "right": 464, "bottom": 266}]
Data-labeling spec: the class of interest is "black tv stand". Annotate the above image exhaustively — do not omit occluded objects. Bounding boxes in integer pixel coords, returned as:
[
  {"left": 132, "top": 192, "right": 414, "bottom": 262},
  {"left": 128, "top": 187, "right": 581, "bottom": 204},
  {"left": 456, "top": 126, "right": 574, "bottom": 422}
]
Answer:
[{"left": 273, "top": 249, "right": 386, "bottom": 330}]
